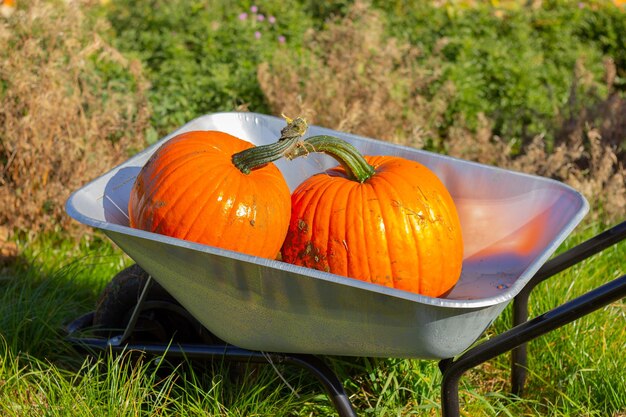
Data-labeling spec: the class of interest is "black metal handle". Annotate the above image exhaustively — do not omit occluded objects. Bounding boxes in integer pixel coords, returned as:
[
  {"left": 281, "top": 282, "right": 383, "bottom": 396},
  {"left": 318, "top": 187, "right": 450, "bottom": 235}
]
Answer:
[
  {"left": 511, "top": 220, "right": 626, "bottom": 395},
  {"left": 440, "top": 220, "right": 626, "bottom": 417},
  {"left": 440, "top": 273, "right": 626, "bottom": 417},
  {"left": 66, "top": 333, "right": 357, "bottom": 417}
]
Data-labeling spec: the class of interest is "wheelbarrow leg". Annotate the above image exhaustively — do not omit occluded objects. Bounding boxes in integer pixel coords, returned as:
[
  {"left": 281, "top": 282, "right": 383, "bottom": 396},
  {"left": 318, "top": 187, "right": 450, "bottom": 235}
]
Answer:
[
  {"left": 440, "top": 272, "right": 626, "bottom": 417},
  {"left": 283, "top": 354, "right": 357, "bottom": 417},
  {"left": 107, "top": 274, "right": 154, "bottom": 346},
  {"left": 438, "top": 358, "right": 461, "bottom": 417},
  {"left": 511, "top": 290, "right": 529, "bottom": 396},
  {"left": 511, "top": 220, "right": 626, "bottom": 395}
]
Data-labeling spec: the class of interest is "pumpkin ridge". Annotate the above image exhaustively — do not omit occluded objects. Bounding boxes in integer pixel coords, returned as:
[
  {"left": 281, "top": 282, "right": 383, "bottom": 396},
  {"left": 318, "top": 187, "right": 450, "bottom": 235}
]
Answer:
[
  {"left": 408, "top": 189, "right": 426, "bottom": 296},
  {"left": 133, "top": 159, "right": 196, "bottom": 230},
  {"left": 231, "top": 170, "right": 277, "bottom": 256},
  {"left": 258, "top": 180, "right": 272, "bottom": 256},
  {"left": 344, "top": 179, "right": 368, "bottom": 282},
  {"left": 364, "top": 178, "right": 394, "bottom": 286},
  {"left": 285, "top": 174, "right": 332, "bottom": 267},
  {"left": 304, "top": 175, "right": 341, "bottom": 270},
  {"left": 327, "top": 177, "right": 354, "bottom": 277},
  {"left": 378, "top": 162, "right": 457, "bottom": 295},
  {"left": 436, "top": 194, "right": 464, "bottom": 294},
  {"left": 284, "top": 187, "right": 312, "bottom": 262},
  {"left": 179, "top": 166, "right": 235, "bottom": 243},
  {"left": 370, "top": 172, "right": 414, "bottom": 290},
  {"left": 395, "top": 165, "right": 460, "bottom": 294},
  {"left": 149, "top": 162, "right": 229, "bottom": 238},
  {"left": 228, "top": 172, "right": 255, "bottom": 253},
  {"left": 377, "top": 167, "right": 434, "bottom": 292},
  {"left": 146, "top": 146, "right": 231, "bottom": 198},
  {"left": 248, "top": 176, "right": 282, "bottom": 256},
  {"left": 198, "top": 168, "right": 246, "bottom": 250},
  {"left": 304, "top": 176, "right": 333, "bottom": 271},
  {"left": 431, "top": 179, "right": 462, "bottom": 241},
  {"left": 141, "top": 133, "right": 244, "bottom": 238},
  {"left": 349, "top": 181, "right": 370, "bottom": 285}
]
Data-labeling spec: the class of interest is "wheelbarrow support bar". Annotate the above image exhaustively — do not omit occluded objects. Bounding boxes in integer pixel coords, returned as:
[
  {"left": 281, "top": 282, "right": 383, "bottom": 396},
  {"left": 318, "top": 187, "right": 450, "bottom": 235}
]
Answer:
[
  {"left": 511, "top": 220, "right": 626, "bottom": 395},
  {"left": 66, "top": 318, "right": 357, "bottom": 417},
  {"left": 64, "top": 222, "right": 625, "bottom": 417},
  {"left": 439, "top": 220, "right": 626, "bottom": 417}
]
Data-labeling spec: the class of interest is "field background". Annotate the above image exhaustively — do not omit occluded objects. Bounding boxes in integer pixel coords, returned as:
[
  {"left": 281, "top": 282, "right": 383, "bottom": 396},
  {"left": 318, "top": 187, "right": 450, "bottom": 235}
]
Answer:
[{"left": 1, "top": 0, "right": 625, "bottom": 416}]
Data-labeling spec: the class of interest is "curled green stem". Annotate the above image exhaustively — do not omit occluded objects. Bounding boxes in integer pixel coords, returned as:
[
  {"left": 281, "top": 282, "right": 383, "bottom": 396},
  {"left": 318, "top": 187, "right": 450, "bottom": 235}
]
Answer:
[
  {"left": 232, "top": 116, "right": 308, "bottom": 174},
  {"left": 286, "top": 135, "right": 375, "bottom": 183}
]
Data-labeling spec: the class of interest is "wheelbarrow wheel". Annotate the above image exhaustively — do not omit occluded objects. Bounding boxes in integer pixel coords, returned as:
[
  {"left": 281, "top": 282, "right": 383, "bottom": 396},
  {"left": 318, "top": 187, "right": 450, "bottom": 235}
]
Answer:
[{"left": 93, "top": 264, "right": 221, "bottom": 345}]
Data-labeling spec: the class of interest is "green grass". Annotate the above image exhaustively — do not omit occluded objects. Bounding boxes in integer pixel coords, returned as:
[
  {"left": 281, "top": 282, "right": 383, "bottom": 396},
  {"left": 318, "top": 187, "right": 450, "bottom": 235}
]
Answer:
[
  {"left": 2, "top": 1, "right": 624, "bottom": 415},
  {"left": 0, "top": 220, "right": 624, "bottom": 416}
]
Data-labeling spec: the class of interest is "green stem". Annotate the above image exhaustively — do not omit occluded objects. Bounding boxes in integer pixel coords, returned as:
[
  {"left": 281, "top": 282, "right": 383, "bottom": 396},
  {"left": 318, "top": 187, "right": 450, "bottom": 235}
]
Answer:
[
  {"left": 232, "top": 116, "right": 308, "bottom": 174},
  {"left": 286, "top": 135, "right": 375, "bottom": 183}
]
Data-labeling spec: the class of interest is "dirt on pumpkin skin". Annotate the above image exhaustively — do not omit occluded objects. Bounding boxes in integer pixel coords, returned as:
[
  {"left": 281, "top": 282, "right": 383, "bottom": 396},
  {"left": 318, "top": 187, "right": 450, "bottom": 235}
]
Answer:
[{"left": 297, "top": 241, "right": 331, "bottom": 272}]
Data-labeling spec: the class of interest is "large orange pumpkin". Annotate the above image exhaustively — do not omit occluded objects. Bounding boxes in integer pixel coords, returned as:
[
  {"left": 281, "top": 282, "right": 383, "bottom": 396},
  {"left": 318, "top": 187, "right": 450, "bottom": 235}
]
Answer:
[
  {"left": 128, "top": 130, "right": 293, "bottom": 259},
  {"left": 281, "top": 136, "right": 464, "bottom": 297}
]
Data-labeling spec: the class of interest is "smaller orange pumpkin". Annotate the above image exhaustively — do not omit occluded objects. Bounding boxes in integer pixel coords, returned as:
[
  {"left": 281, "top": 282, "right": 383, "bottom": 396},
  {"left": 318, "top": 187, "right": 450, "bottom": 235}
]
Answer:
[
  {"left": 128, "top": 121, "right": 306, "bottom": 259},
  {"left": 281, "top": 135, "right": 464, "bottom": 297}
]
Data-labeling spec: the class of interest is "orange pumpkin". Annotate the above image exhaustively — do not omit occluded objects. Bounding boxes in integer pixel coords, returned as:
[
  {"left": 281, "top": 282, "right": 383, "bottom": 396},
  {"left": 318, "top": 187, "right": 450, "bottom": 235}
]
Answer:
[
  {"left": 281, "top": 136, "right": 464, "bottom": 297},
  {"left": 128, "top": 130, "right": 293, "bottom": 259}
]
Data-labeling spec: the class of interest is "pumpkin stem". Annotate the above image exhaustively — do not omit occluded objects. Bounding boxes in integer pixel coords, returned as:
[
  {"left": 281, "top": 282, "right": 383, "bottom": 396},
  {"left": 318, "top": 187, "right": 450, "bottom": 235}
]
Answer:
[
  {"left": 286, "top": 135, "right": 375, "bottom": 183},
  {"left": 232, "top": 115, "right": 308, "bottom": 174}
]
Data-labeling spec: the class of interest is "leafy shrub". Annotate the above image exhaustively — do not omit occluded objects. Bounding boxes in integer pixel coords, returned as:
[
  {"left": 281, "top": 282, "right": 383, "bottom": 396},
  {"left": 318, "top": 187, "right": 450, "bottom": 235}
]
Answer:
[
  {"left": 101, "top": 0, "right": 316, "bottom": 138},
  {"left": 260, "top": 1, "right": 625, "bottom": 218},
  {"left": 376, "top": 0, "right": 616, "bottom": 147},
  {"left": 2, "top": 0, "right": 624, "bottom": 238},
  {"left": 0, "top": 0, "right": 151, "bottom": 234},
  {"left": 259, "top": 2, "right": 453, "bottom": 149},
  {"left": 574, "top": 2, "right": 626, "bottom": 89}
]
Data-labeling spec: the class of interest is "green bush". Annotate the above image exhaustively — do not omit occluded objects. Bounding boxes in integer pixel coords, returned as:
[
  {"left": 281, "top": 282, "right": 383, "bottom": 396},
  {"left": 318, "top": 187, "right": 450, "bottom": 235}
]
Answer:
[
  {"left": 101, "top": 0, "right": 625, "bottom": 148},
  {"left": 101, "top": 0, "right": 316, "bottom": 138},
  {"left": 574, "top": 3, "right": 626, "bottom": 87},
  {"left": 376, "top": 1, "right": 617, "bottom": 147}
]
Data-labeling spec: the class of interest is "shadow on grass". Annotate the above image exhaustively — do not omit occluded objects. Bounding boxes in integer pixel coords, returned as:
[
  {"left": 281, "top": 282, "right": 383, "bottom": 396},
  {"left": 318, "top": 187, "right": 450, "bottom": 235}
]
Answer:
[{"left": 0, "top": 235, "right": 372, "bottom": 415}]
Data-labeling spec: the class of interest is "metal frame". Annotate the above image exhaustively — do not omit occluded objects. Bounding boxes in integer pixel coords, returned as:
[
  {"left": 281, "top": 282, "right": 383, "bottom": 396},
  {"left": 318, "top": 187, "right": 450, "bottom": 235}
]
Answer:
[
  {"left": 66, "top": 311, "right": 357, "bottom": 417},
  {"left": 65, "top": 221, "right": 625, "bottom": 417}
]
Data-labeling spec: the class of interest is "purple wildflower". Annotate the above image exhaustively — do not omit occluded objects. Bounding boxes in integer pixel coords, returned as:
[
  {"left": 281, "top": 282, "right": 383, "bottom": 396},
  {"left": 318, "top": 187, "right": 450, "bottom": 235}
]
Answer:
[
  {"left": 254, "top": 31, "right": 262, "bottom": 40},
  {"left": 257, "top": 14, "right": 265, "bottom": 22},
  {"left": 250, "top": 5, "right": 258, "bottom": 13},
  {"left": 278, "top": 35, "right": 286, "bottom": 44},
  {"left": 268, "top": 15, "right": 276, "bottom": 24},
  {"left": 238, "top": 12, "right": 248, "bottom": 20}
]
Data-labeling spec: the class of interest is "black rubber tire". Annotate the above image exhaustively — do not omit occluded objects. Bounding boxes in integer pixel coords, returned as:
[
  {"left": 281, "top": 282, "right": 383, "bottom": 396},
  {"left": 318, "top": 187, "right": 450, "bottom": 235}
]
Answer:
[{"left": 93, "top": 264, "right": 220, "bottom": 345}]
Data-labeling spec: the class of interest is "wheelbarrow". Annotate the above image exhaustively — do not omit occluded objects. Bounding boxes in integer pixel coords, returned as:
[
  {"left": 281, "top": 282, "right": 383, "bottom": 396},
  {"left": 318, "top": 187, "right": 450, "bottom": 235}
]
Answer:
[{"left": 64, "top": 112, "right": 626, "bottom": 416}]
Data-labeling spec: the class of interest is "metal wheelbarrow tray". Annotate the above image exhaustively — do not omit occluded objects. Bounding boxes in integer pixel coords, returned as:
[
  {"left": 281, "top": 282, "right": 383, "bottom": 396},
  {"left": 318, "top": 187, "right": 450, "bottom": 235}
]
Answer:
[{"left": 64, "top": 112, "right": 626, "bottom": 416}]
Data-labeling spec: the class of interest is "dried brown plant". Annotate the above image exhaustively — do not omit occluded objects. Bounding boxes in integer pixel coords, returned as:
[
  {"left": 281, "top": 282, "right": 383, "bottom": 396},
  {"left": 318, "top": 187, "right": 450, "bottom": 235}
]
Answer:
[
  {"left": 258, "top": 0, "right": 452, "bottom": 149},
  {"left": 457, "top": 58, "right": 626, "bottom": 219},
  {"left": 0, "top": 0, "right": 151, "bottom": 236},
  {"left": 260, "top": 1, "right": 625, "bottom": 220}
]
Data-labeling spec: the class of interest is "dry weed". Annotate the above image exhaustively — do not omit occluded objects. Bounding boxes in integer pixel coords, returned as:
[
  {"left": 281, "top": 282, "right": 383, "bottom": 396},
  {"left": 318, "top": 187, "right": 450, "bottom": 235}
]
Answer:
[
  {"left": 0, "top": 0, "right": 151, "bottom": 236},
  {"left": 449, "top": 58, "right": 625, "bottom": 219},
  {"left": 259, "top": 1, "right": 624, "bottom": 219},
  {"left": 258, "top": 0, "right": 452, "bottom": 149},
  {"left": 0, "top": 225, "right": 18, "bottom": 267}
]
